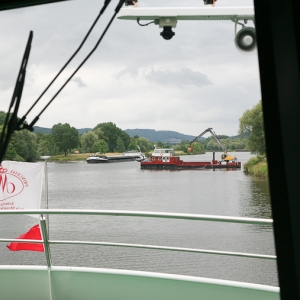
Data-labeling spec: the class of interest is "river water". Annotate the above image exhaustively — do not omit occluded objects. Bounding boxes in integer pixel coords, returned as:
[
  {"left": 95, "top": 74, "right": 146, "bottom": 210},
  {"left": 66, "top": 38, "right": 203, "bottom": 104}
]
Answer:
[{"left": 0, "top": 152, "right": 278, "bottom": 286}]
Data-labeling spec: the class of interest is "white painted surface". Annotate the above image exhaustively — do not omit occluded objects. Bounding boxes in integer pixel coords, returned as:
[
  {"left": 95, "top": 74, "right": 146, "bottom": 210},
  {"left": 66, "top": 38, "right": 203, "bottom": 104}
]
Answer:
[
  {"left": 0, "top": 266, "right": 279, "bottom": 300},
  {"left": 117, "top": 7, "right": 255, "bottom": 21}
]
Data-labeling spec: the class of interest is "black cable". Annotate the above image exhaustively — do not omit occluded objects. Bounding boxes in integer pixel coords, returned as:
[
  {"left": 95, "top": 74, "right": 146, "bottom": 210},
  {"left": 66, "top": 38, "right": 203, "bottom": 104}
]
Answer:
[
  {"left": 137, "top": 18, "right": 155, "bottom": 27},
  {"left": 18, "top": 0, "right": 112, "bottom": 128},
  {"left": 28, "top": 0, "right": 125, "bottom": 129},
  {"left": 0, "top": 31, "right": 33, "bottom": 163}
]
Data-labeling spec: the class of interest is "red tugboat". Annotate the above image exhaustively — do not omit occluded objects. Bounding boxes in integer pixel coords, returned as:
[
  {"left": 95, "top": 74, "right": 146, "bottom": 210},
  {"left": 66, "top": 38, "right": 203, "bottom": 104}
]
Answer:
[{"left": 141, "top": 128, "right": 241, "bottom": 170}]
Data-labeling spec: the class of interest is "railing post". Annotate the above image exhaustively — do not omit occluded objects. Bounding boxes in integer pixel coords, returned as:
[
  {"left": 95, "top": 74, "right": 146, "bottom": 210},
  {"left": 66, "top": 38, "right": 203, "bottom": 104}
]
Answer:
[
  {"left": 40, "top": 216, "right": 51, "bottom": 268},
  {"left": 40, "top": 156, "right": 51, "bottom": 237}
]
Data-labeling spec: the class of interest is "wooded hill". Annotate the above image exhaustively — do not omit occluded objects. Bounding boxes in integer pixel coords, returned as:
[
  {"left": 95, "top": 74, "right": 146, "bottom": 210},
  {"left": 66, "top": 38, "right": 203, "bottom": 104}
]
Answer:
[
  {"left": 34, "top": 126, "right": 92, "bottom": 135},
  {"left": 34, "top": 126, "right": 197, "bottom": 142},
  {"left": 33, "top": 126, "right": 244, "bottom": 143},
  {"left": 124, "top": 129, "right": 197, "bottom": 143}
]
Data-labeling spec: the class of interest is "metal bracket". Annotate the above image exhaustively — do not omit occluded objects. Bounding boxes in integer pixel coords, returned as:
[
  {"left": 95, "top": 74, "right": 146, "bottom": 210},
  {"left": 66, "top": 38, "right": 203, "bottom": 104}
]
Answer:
[{"left": 159, "top": 17, "right": 177, "bottom": 28}]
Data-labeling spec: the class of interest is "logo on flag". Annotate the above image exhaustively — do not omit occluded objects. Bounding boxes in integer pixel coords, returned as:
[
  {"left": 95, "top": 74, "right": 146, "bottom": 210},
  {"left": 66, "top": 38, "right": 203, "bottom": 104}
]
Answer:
[
  {"left": 0, "top": 161, "right": 44, "bottom": 211},
  {"left": 1, "top": 162, "right": 46, "bottom": 252},
  {"left": 0, "top": 166, "right": 27, "bottom": 201}
]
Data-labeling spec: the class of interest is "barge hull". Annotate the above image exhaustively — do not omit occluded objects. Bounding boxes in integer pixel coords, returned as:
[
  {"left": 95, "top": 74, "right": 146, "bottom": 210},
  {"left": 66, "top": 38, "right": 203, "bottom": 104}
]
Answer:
[
  {"left": 107, "top": 156, "right": 137, "bottom": 162},
  {"left": 87, "top": 160, "right": 109, "bottom": 163},
  {"left": 87, "top": 156, "right": 137, "bottom": 163},
  {"left": 141, "top": 162, "right": 241, "bottom": 170}
]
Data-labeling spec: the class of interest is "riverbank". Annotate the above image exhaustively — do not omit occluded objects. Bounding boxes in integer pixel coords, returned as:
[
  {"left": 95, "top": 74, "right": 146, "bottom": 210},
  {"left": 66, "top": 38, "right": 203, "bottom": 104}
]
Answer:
[{"left": 243, "top": 156, "right": 268, "bottom": 179}]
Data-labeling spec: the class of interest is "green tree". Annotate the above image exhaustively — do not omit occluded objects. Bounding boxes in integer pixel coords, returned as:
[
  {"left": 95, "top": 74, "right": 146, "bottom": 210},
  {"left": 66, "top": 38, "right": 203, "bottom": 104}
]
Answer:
[
  {"left": 93, "top": 122, "right": 130, "bottom": 152},
  {"left": 127, "top": 135, "right": 140, "bottom": 150},
  {"left": 207, "top": 139, "right": 222, "bottom": 151},
  {"left": 189, "top": 142, "right": 204, "bottom": 154},
  {"left": 13, "top": 130, "right": 39, "bottom": 161},
  {"left": 94, "top": 128, "right": 106, "bottom": 141},
  {"left": 0, "top": 124, "right": 39, "bottom": 161},
  {"left": 81, "top": 131, "right": 98, "bottom": 153},
  {"left": 176, "top": 140, "right": 189, "bottom": 151},
  {"left": 38, "top": 139, "right": 51, "bottom": 156},
  {"left": 156, "top": 141, "right": 164, "bottom": 148},
  {"left": 215, "top": 135, "right": 229, "bottom": 140},
  {"left": 128, "top": 141, "right": 137, "bottom": 150},
  {"left": 231, "top": 138, "right": 248, "bottom": 151},
  {"left": 92, "top": 139, "right": 108, "bottom": 154},
  {"left": 52, "top": 123, "right": 79, "bottom": 156},
  {"left": 239, "top": 100, "right": 266, "bottom": 155},
  {"left": 175, "top": 140, "right": 205, "bottom": 154},
  {"left": 127, "top": 137, "right": 153, "bottom": 152},
  {"left": 36, "top": 133, "right": 60, "bottom": 156},
  {"left": 136, "top": 137, "right": 153, "bottom": 152},
  {"left": 0, "top": 111, "right": 7, "bottom": 125},
  {"left": 115, "top": 137, "right": 126, "bottom": 152},
  {"left": 3, "top": 140, "right": 18, "bottom": 161}
]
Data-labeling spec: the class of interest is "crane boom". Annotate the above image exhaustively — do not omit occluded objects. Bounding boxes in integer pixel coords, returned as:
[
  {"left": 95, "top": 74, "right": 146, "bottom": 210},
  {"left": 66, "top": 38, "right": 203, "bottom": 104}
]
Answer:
[
  {"left": 189, "top": 128, "right": 213, "bottom": 145},
  {"left": 208, "top": 129, "right": 227, "bottom": 153},
  {"left": 189, "top": 128, "right": 226, "bottom": 153},
  {"left": 188, "top": 128, "right": 236, "bottom": 162}
]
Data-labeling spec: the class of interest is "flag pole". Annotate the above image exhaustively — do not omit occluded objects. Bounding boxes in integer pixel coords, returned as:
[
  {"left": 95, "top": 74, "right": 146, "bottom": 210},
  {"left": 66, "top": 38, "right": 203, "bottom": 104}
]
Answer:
[{"left": 41, "top": 156, "right": 51, "bottom": 237}]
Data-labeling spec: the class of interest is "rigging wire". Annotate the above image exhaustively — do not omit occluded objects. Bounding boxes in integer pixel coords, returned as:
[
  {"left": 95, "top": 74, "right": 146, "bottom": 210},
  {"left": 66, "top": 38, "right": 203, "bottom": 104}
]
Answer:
[
  {"left": 26, "top": 0, "right": 125, "bottom": 129},
  {"left": 0, "top": 0, "right": 125, "bottom": 163},
  {"left": 17, "top": 0, "right": 112, "bottom": 128}
]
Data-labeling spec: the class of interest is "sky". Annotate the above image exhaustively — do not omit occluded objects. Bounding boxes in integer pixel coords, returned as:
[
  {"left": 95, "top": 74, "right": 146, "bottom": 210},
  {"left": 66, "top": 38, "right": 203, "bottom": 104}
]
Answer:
[{"left": 0, "top": 0, "right": 260, "bottom": 137}]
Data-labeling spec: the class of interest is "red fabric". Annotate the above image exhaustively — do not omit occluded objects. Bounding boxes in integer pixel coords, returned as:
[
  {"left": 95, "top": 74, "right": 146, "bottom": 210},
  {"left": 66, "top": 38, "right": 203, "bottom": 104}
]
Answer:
[{"left": 7, "top": 224, "right": 44, "bottom": 252}]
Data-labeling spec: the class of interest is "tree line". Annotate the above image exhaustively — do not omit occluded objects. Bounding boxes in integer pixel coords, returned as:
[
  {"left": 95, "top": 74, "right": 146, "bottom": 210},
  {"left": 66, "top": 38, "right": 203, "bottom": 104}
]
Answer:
[
  {"left": 239, "top": 100, "right": 265, "bottom": 155},
  {"left": 0, "top": 112, "right": 39, "bottom": 162},
  {"left": 37, "top": 122, "right": 154, "bottom": 157},
  {"left": 0, "top": 100, "right": 264, "bottom": 162},
  {"left": 0, "top": 114, "right": 155, "bottom": 161}
]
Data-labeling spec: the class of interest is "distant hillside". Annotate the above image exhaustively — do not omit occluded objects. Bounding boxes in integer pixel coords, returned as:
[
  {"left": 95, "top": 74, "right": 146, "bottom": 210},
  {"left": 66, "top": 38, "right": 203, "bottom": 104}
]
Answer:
[
  {"left": 33, "top": 126, "right": 239, "bottom": 143},
  {"left": 231, "top": 133, "right": 249, "bottom": 139},
  {"left": 33, "top": 126, "right": 51, "bottom": 134},
  {"left": 77, "top": 128, "right": 93, "bottom": 134},
  {"left": 125, "top": 129, "right": 196, "bottom": 143},
  {"left": 33, "top": 126, "right": 92, "bottom": 135}
]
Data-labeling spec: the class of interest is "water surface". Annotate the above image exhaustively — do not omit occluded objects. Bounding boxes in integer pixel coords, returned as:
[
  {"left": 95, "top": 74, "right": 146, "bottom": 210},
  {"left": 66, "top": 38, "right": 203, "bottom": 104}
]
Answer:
[{"left": 0, "top": 152, "right": 278, "bottom": 286}]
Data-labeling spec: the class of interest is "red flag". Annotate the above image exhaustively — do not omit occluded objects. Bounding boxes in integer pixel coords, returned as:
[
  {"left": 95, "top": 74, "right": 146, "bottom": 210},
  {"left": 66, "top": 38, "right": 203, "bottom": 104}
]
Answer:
[{"left": 7, "top": 224, "right": 44, "bottom": 252}]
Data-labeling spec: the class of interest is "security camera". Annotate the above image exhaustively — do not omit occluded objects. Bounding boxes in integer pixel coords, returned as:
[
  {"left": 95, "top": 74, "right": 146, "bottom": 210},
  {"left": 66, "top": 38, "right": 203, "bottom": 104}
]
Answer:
[
  {"left": 160, "top": 27, "right": 175, "bottom": 40},
  {"left": 125, "top": 0, "right": 137, "bottom": 6}
]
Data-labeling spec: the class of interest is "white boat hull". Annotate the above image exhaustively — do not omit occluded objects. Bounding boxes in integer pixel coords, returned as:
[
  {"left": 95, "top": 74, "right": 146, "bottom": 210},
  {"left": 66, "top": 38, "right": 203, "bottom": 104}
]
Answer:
[{"left": 0, "top": 266, "right": 279, "bottom": 300}]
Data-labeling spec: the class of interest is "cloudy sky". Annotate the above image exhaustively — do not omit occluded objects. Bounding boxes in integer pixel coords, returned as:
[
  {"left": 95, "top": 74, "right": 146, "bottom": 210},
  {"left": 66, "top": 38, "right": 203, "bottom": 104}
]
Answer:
[{"left": 0, "top": 0, "right": 259, "bottom": 136}]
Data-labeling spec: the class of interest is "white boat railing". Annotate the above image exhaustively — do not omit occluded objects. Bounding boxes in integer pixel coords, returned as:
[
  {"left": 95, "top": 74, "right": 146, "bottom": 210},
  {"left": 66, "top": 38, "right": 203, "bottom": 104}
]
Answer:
[{"left": 0, "top": 209, "right": 276, "bottom": 268}]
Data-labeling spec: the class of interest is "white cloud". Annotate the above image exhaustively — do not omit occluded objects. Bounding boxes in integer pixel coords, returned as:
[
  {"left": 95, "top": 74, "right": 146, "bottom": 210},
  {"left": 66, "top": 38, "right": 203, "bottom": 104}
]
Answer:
[
  {"left": 115, "top": 66, "right": 212, "bottom": 88},
  {"left": 145, "top": 67, "right": 213, "bottom": 88},
  {"left": 72, "top": 77, "right": 88, "bottom": 87}
]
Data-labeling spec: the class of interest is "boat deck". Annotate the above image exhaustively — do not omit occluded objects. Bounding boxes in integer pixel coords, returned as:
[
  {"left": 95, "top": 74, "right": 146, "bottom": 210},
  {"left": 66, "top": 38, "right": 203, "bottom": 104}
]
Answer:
[
  {"left": 141, "top": 161, "right": 241, "bottom": 169},
  {"left": 0, "top": 210, "right": 279, "bottom": 300}
]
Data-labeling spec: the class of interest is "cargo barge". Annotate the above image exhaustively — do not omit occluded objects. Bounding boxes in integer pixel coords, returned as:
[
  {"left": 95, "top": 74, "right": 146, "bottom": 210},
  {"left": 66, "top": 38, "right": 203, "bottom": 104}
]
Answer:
[
  {"left": 141, "top": 148, "right": 241, "bottom": 170},
  {"left": 87, "top": 151, "right": 145, "bottom": 163}
]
